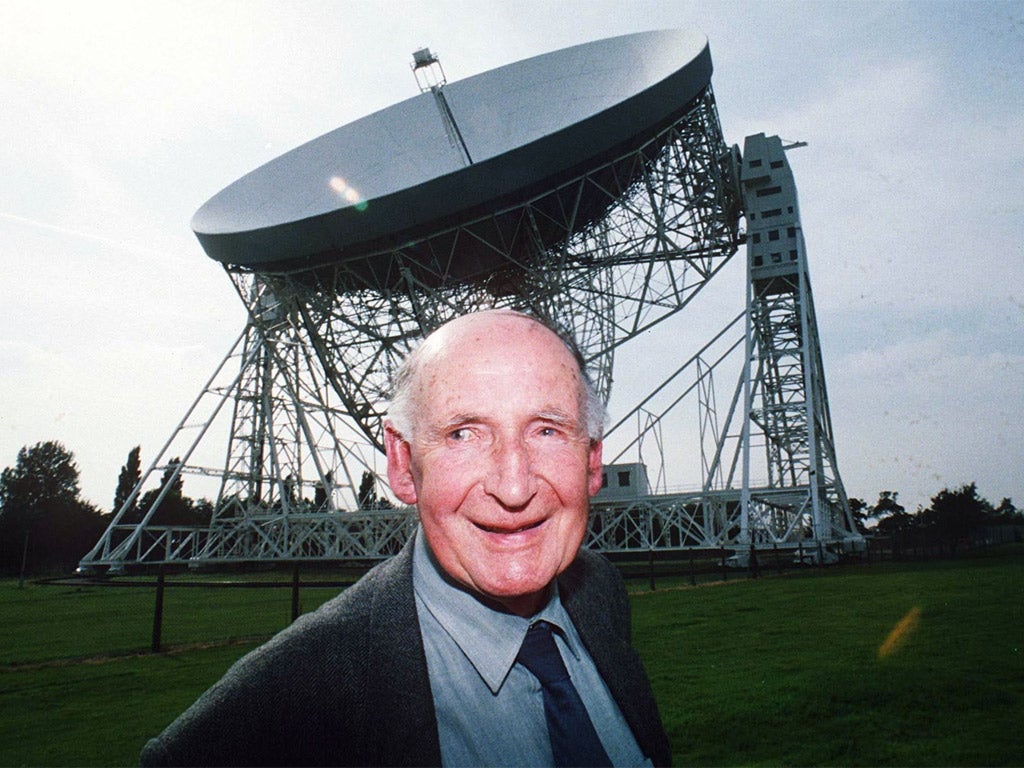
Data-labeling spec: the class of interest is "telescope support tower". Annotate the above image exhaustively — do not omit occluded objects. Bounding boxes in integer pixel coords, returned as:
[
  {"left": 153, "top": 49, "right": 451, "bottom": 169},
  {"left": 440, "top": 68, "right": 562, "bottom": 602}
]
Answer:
[{"left": 78, "top": 94, "right": 861, "bottom": 573}]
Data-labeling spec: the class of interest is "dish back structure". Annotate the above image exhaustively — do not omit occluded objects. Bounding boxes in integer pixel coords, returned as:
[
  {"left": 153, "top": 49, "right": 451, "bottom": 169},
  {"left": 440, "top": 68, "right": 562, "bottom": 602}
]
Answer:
[{"left": 79, "top": 31, "right": 861, "bottom": 573}]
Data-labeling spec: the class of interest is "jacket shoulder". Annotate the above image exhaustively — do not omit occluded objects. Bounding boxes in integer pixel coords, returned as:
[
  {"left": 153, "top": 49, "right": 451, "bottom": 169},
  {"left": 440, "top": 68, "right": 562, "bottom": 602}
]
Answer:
[
  {"left": 560, "top": 547, "right": 631, "bottom": 638},
  {"left": 142, "top": 545, "right": 438, "bottom": 766}
]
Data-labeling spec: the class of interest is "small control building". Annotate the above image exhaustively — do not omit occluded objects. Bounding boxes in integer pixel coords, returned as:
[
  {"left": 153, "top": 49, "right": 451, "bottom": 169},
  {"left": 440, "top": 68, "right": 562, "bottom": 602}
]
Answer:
[{"left": 596, "top": 463, "right": 650, "bottom": 501}]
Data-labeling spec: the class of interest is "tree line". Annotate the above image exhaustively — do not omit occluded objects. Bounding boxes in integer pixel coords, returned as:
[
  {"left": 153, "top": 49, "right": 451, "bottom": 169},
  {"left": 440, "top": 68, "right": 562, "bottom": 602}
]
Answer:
[
  {"left": 849, "top": 485, "right": 1022, "bottom": 556},
  {"left": 1, "top": 439, "right": 1020, "bottom": 577},
  {"left": 0, "top": 441, "right": 391, "bottom": 577},
  {"left": 0, "top": 441, "right": 219, "bottom": 579}
]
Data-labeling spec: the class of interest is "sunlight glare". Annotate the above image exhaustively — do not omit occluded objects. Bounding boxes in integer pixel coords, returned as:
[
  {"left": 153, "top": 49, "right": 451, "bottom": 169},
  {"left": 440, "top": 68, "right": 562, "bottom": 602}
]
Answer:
[
  {"left": 878, "top": 606, "right": 921, "bottom": 659},
  {"left": 329, "top": 176, "right": 368, "bottom": 211}
]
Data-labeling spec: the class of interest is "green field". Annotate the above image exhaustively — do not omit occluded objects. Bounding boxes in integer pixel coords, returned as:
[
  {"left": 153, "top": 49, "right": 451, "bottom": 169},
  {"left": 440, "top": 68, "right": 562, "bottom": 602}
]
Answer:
[{"left": 2, "top": 551, "right": 1022, "bottom": 766}]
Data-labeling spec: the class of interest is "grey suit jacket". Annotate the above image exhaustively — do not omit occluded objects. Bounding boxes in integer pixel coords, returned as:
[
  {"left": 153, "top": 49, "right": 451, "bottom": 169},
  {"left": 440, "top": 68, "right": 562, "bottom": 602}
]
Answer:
[{"left": 141, "top": 540, "right": 671, "bottom": 766}]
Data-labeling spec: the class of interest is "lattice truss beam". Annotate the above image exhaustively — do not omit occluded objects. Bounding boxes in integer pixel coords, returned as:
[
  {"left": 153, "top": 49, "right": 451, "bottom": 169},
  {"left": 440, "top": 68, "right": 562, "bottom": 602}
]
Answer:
[
  {"left": 79, "top": 93, "right": 860, "bottom": 573},
  {"left": 735, "top": 133, "right": 859, "bottom": 551},
  {"left": 241, "top": 86, "right": 740, "bottom": 452}
]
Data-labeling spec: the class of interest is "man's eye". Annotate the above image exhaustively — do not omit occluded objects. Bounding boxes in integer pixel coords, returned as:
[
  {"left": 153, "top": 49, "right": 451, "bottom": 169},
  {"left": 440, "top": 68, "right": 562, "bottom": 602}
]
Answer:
[{"left": 448, "top": 428, "right": 470, "bottom": 441}]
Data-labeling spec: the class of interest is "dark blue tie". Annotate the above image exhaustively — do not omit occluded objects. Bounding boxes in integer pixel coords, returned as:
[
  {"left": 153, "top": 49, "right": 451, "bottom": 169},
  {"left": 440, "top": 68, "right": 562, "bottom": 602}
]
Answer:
[{"left": 516, "top": 621, "right": 612, "bottom": 767}]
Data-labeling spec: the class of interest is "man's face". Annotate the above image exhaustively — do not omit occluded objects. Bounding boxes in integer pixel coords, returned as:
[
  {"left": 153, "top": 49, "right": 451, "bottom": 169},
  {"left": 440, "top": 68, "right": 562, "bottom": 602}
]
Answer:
[{"left": 385, "top": 312, "right": 603, "bottom": 617}]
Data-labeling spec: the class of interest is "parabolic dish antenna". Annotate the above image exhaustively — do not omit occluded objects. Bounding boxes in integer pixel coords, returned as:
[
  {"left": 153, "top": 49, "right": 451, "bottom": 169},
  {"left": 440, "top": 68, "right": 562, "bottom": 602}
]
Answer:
[
  {"left": 192, "top": 29, "right": 713, "bottom": 289},
  {"left": 187, "top": 26, "right": 738, "bottom": 461},
  {"left": 79, "top": 27, "right": 863, "bottom": 575}
]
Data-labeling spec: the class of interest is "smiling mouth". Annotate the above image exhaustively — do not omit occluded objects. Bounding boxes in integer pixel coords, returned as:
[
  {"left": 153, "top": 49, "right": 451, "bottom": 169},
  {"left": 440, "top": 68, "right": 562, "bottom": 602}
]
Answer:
[{"left": 476, "top": 519, "right": 544, "bottom": 535}]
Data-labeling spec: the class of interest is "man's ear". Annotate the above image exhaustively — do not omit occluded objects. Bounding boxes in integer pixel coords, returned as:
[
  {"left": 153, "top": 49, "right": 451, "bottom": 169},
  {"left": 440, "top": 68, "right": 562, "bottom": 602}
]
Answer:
[
  {"left": 384, "top": 422, "right": 418, "bottom": 505},
  {"left": 587, "top": 439, "right": 604, "bottom": 497}
]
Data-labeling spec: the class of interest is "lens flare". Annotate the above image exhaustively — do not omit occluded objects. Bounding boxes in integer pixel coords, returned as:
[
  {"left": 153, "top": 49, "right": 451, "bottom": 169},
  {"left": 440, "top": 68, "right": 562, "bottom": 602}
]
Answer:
[
  {"left": 878, "top": 606, "right": 921, "bottom": 659},
  {"left": 328, "top": 176, "right": 368, "bottom": 211}
]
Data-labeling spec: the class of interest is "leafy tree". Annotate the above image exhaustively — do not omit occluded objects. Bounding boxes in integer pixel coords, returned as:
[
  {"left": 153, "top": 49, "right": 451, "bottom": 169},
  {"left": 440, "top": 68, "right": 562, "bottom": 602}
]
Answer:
[
  {"left": 993, "top": 498, "right": 1020, "bottom": 521},
  {"left": 1, "top": 440, "right": 80, "bottom": 510},
  {"left": 356, "top": 471, "right": 393, "bottom": 511},
  {"left": 112, "top": 445, "right": 142, "bottom": 517},
  {"left": 161, "top": 457, "right": 186, "bottom": 500},
  {"left": 357, "top": 471, "right": 377, "bottom": 510},
  {"left": 920, "top": 483, "right": 992, "bottom": 556},
  {"left": 848, "top": 497, "right": 870, "bottom": 534},
  {"left": 192, "top": 498, "right": 215, "bottom": 524},
  {"left": 134, "top": 458, "right": 210, "bottom": 526},
  {"left": 314, "top": 471, "right": 333, "bottom": 511},
  {"left": 871, "top": 491, "right": 914, "bottom": 534},
  {"left": 281, "top": 474, "right": 297, "bottom": 509},
  {"left": 0, "top": 441, "right": 105, "bottom": 577},
  {"left": 873, "top": 490, "right": 905, "bottom": 518}
]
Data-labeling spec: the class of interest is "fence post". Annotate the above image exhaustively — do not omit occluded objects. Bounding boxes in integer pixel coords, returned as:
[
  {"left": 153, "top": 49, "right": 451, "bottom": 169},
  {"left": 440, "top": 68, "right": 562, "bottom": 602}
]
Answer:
[
  {"left": 17, "top": 531, "right": 30, "bottom": 589},
  {"left": 291, "top": 566, "right": 301, "bottom": 622},
  {"left": 151, "top": 567, "right": 165, "bottom": 653}
]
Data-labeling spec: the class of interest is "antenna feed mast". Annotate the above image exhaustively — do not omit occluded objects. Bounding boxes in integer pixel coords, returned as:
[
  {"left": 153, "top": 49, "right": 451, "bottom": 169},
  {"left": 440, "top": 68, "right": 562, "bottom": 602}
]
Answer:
[
  {"left": 410, "top": 47, "right": 473, "bottom": 166},
  {"left": 412, "top": 47, "right": 447, "bottom": 93}
]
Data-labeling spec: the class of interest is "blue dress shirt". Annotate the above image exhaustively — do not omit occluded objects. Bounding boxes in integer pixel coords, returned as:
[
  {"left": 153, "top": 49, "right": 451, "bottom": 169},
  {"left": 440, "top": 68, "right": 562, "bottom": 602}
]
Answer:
[{"left": 412, "top": 529, "right": 652, "bottom": 767}]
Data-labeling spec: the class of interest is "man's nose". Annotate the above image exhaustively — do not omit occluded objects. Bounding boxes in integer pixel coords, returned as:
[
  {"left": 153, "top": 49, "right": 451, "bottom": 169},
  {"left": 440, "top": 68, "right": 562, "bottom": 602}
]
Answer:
[{"left": 483, "top": 436, "right": 537, "bottom": 509}]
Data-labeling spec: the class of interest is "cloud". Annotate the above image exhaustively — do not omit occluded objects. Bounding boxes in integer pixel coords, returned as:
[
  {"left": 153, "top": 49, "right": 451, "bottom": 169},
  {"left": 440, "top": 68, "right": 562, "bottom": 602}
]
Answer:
[
  {"left": 0, "top": 330, "right": 235, "bottom": 508},
  {"left": 829, "top": 329, "right": 1024, "bottom": 509}
]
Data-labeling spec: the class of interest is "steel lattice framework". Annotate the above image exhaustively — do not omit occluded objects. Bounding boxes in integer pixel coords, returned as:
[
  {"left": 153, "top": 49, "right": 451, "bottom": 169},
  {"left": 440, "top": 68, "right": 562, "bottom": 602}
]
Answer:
[
  {"left": 79, "top": 88, "right": 861, "bottom": 574},
  {"left": 735, "top": 134, "right": 859, "bottom": 558}
]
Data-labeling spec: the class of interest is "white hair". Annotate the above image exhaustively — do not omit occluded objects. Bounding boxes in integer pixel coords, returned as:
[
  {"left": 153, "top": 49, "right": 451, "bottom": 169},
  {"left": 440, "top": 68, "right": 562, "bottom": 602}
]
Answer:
[{"left": 386, "top": 312, "right": 606, "bottom": 441}]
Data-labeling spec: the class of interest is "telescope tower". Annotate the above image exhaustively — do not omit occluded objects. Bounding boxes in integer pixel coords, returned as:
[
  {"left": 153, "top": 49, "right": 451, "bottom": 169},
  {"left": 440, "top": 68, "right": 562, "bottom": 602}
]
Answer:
[{"left": 79, "top": 31, "right": 860, "bottom": 574}]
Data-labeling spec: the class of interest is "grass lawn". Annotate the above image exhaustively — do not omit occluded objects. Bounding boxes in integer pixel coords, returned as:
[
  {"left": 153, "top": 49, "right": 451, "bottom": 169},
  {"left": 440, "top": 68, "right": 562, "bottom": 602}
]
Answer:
[
  {"left": 1, "top": 550, "right": 1021, "bottom": 766},
  {"left": 632, "top": 552, "right": 1024, "bottom": 766}
]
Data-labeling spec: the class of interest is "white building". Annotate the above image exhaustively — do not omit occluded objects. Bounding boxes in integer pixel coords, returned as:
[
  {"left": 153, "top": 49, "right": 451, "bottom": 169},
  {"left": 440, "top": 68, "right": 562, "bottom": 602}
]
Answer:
[{"left": 595, "top": 463, "right": 650, "bottom": 501}]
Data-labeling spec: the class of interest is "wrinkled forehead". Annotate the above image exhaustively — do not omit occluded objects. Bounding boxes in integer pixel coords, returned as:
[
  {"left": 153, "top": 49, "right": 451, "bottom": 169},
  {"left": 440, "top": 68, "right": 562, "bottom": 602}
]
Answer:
[
  {"left": 422, "top": 312, "right": 563, "bottom": 357},
  {"left": 413, "top": 313, "right": 584, "bottom": 406}
]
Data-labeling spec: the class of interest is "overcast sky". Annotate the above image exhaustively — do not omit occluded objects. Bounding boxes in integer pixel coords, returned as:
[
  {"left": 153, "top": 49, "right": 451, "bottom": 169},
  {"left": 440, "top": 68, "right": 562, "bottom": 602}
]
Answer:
[{"left": 2, "top": 0, "right": 1021, "bottom": 515}]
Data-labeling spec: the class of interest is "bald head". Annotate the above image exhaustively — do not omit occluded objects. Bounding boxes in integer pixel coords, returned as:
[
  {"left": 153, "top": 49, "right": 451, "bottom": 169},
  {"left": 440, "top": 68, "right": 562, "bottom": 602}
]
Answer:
[{"left": 387, "top": 310, "right": 605, "bottom": 442}]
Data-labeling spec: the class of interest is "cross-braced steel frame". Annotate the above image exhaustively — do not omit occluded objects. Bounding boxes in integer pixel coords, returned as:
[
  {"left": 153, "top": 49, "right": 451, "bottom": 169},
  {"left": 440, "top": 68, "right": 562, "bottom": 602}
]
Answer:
[
  {"left": 734, "top": 133, "right": 860, "bottom": 557},
  {"left": 79, "top": 87, "right": 860, "bottom": 573}
]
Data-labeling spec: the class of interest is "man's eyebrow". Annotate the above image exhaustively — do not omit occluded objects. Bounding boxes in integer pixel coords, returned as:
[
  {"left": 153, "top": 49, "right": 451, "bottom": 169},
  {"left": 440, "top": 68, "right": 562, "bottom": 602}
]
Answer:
[
  {"left": 427, "top": 411, "right": 580, "bottom": 430},
  {"left": 534, "top": 410, "right": 582, "bottom": 428},
  {"left": 430, "top": 413, "right": 485, "bottom": 432}
]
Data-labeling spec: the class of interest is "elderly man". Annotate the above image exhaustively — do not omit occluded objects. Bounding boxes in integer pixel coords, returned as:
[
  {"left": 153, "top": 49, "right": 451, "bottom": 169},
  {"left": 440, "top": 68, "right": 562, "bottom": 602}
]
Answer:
[{"left": 141, "top": 310, "right": 670, "bottom": 767}]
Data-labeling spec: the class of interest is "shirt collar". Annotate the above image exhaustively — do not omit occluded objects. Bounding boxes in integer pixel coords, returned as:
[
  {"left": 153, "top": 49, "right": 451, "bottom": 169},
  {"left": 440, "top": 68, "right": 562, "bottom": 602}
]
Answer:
[{"left": 412, "top": 527, "right": 577, "bottom": 694}]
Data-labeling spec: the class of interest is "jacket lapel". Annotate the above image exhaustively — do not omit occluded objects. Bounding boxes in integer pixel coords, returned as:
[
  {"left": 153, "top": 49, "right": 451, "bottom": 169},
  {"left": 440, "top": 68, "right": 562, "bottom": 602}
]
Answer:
[
  {"left": 365, "top": 540, "right": 443, "bottom": 766},
  {"left": 560, "top": 550, "right": 672, "bottom": 767}
]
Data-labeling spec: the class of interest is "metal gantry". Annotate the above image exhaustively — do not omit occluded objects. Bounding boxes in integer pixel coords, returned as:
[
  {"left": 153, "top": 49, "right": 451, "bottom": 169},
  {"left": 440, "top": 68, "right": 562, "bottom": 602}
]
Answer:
[
  {"left": 588, "top": 134, "right": 861, "bottom": 561},
  {"left": 78, "top": 88, "right": 861, "bottom": 574}
]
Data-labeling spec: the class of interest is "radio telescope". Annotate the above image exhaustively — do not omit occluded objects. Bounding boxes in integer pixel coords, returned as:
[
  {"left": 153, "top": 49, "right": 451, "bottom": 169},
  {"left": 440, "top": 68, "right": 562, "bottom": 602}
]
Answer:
[{"left": 80, "top": 29, "right": 860, "bottom": 574}]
